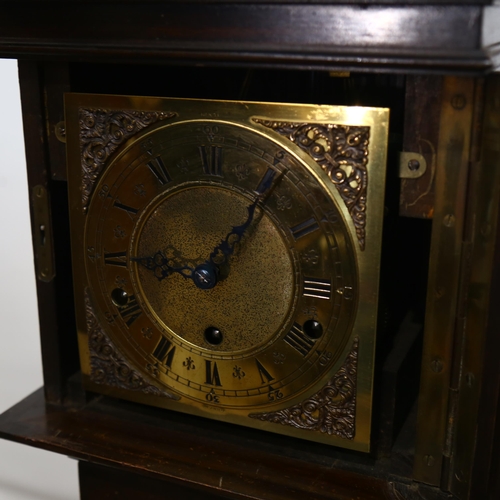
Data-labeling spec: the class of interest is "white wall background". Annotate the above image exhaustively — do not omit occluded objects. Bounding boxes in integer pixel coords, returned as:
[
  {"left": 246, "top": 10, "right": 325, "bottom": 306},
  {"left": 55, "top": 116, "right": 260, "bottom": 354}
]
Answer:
[{"left": 0, "top": 59, "right": 79, "bottom": 499}]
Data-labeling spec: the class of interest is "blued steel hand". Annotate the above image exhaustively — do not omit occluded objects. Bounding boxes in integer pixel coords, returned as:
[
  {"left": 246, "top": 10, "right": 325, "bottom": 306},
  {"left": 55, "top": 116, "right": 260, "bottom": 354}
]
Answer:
[
  {"left": 208, "top": 168, "right": 286, "bottom": 268},
  {"left": 131, "top": 251, "right": 196, "bottom": 282},
  {"left": 133, "top": 169, "right": 285, "bottom": 290},
  {"left": 133, "top": 251, "right": 219, "bottom": 290}
]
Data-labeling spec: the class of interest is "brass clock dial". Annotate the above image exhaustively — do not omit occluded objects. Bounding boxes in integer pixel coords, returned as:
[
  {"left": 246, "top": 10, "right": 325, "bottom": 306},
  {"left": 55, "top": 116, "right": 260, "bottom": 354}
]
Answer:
[{"left": 66, "top": 95, "right": 389, "bottom": 451}]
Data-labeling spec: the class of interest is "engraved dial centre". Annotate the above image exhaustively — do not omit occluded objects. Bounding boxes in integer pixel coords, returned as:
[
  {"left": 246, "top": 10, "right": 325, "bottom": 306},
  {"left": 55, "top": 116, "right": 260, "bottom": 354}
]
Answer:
[{"left": 133, "top": 185, "right": 296, "bottom": 354}]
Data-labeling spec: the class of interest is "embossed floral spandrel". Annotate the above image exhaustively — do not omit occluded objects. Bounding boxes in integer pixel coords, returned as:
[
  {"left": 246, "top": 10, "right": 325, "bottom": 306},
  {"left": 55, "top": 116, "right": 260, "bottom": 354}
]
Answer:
[
  {"left": 84, "top": 289, "right": 178, "bottom": 399},
  {"left": 250, "top": 338, "right": 358, "bottom": 440},
  {"left": 79, "top": 108, "right": 176, "bottom": 211},
  {"left": 253, "top": 119, "right": 370, "bottom": 250}
]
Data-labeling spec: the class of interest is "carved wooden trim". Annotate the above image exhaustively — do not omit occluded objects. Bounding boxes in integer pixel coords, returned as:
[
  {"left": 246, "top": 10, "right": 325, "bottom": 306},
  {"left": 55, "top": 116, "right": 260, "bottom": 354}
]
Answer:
[
  {"left": 84, "top": 289, "right": 178, "bottom": 400},
  {"left": 253, "top": 119, "right": 370, "bottom": 250},
  {"left": 79, "top": 108, "right": 177, "bottom": 211},
  {"left": 249, "top": 337, "right": 358, "bottom": 440}
]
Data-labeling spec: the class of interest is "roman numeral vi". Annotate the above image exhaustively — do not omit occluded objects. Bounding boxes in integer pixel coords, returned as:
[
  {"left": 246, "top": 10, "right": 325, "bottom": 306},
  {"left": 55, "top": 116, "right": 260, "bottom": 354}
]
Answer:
[{"left": 205, "top": 360, "right": 222, "bottom": 386}]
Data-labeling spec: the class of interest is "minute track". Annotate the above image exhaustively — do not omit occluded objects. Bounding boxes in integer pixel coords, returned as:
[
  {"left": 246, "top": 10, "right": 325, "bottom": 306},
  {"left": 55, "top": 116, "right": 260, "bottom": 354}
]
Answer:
[{"left": 85, "top": 115, "right": 356, "bottom": 413}]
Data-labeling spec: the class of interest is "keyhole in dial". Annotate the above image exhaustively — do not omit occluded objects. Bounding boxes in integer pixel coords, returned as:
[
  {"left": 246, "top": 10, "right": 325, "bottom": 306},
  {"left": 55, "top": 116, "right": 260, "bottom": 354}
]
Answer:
[
  {"left": 303, "top": 319, "right": 323, "bottom": 339},
  {"left": 204, "top": 327, "right": 223, "bottom": 345},
  {"left": 111, "top": 288, "right": 128, "bottom": 307}
]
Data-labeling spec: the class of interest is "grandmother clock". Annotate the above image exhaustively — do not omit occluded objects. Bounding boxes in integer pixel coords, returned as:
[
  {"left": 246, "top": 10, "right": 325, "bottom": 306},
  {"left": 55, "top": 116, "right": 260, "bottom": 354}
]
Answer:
[{"left": 1, "top": 2, "right": 500, "bottom": 500}]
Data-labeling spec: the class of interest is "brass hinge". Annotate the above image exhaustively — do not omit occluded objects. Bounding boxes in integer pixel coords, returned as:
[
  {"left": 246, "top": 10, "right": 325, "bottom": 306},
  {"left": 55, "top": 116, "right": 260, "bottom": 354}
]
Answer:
[{"left": 443, "top": 238, "right": 474, "bottom": 493}]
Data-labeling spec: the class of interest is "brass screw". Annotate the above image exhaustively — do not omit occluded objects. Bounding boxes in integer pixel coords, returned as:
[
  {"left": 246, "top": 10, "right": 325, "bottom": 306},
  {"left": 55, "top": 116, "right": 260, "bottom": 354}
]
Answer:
[
  {"left": 443, "top": 214, "right": 455, "bottom": 227},
  {"left": 431, "top": 358, "right": 444, "bottom": 373},
  {"left": 451, "top": 94, "right": 466, "bottom": 110},
  {"left": 408, "top": 159, "right": 420, "bottom": 171},
  {"left": 55, "top": 121, "right": 67, "bottom": 143}
]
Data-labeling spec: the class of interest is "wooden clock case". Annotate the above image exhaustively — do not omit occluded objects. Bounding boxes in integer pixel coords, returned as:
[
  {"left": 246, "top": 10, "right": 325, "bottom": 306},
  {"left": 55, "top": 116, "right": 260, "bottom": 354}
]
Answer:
[{"left": 1, "top": 2, "right": 500, "bottom": 499}]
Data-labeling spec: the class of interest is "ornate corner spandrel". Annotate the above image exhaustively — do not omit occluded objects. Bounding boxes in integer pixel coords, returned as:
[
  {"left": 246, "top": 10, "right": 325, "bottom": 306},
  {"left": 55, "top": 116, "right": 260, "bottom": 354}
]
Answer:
[
  {"left": 253, "top": 119, "right": 370, "bottom": 250},
  {"left": 79, "top": 108, "right": 177, "bottom": 211},
  {"left": 249, "top": 337, "right": 359, "bottom": 440},
  {"left": 84, "top": 289, "right": 179, "bottom": 400}
]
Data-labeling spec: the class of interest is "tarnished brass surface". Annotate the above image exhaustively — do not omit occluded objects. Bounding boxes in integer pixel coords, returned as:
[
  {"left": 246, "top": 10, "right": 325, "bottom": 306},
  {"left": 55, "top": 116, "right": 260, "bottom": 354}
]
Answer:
[
  {"left": 66, "top": 95, "right": 388, "bottom": 451},
  {"left": 32, "top": 185, "right": 55, "bottom": 282},
  {"left": 136, "top": 185, "right": 295, "bottom": 354},
  {"left": 253, "top": 119, "right": 370, "bottom": 250},
  {"left": 447, "top": 76, "right": 500, "bottom": 498},
  {"left": 413, "top": 77, "right": 475, "bottom": 485},
  {"left": 84, "top": 288, "right": 179, "bottom": 400},
  {"left": 250, "top": 336, "right": 359, "bottom": 440},
  {"left": 399, "top": 152, "right": 427, "bottom": 179}
]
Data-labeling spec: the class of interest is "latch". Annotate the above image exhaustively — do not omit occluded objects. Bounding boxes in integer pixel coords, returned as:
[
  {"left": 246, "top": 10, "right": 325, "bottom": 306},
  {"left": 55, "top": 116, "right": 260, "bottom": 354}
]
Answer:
[
  {"left": 399, "top": 151, "right": 427, "bottom": 179},
  {"left": 32, "top": 185, "right": 55, "bottom": 282}
]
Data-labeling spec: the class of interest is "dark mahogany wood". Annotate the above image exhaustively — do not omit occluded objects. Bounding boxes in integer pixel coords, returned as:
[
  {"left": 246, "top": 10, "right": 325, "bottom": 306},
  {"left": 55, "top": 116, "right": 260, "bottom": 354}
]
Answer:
[
  {"left": 2, "top": 3, "right": 500, "bottom": 499},
  {"left": 43, "top": 63, "right": 70, "bottom": 181},
  {"left": 399, "top": 75, "right": 443, "bottom": 218},
  {"left": 18, "top": 61, "right": 79, "bottom": 404},
  {"left": 0, "top": 388, "right": 451, "bottom": 500},
  {"left": 79, "top": 462, "right": 225, "bottom": 500},
  {"left": 18, "top": 61, "right": 67, "bottom": 403},
  {"left": 0, "top": 4, "right": 489, "bottom": 74}
]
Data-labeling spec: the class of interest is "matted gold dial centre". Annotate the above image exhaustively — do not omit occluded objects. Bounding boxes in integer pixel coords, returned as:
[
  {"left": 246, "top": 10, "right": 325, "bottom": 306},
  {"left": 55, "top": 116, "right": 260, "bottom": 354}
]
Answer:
[{"left": 133, "top": 185, "right": 295, "bottom": 354}]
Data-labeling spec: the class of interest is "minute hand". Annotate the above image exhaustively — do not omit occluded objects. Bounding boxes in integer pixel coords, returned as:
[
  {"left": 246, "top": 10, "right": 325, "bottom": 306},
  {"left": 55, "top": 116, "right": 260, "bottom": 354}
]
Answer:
[{"left": 208, "top": 169, "right": 285, "bottom": 267}]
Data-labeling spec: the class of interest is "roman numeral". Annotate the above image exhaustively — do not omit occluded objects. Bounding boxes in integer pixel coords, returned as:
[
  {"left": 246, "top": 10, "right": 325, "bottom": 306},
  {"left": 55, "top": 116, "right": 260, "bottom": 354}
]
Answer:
[
  {"left": 284, "top": 323, "right": 315, "bottom": 357},
  {"left": 104, "top": 251, "right": 127, "bottom": 267},
  {"left": 199, "top": 145, "right": 223, "bottom": 176},
  {"left": 290, "top": 217, "right": 320, "bottom": 240},
  {"left": 147, "top": 156, "right": 171, "bottom": 185},
  {"left": 255, "top": 167, "right": 276, "bottom": 195},
  {"left": 118, "top": 294, "right": 142, "bottom": 327},
  {"left": 152, "top": 337, "right": 176, "bottom": 368},
  {"left": 205, "top": 360, "right": 222, "bottom": 386},
  {"left": 255, "top": 359, "right": 274, "bottom": 384},
  {"left": 273, "top": 151, "right": 285, "bottom": 166},
  {"left": 303, "top": 277, "right": 332, "bottom": 300},
  {"left": 113, "top": 200, "right": 139, "bottom": 215}
]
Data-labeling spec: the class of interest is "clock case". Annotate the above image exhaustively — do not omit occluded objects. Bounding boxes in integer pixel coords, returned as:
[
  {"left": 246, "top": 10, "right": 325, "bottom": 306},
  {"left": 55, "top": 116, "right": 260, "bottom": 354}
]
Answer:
[
  {"left": 0, "top": 3, "right": 500, "bottom": 499},
  {"left": 65, "top": 95, "right": 389, "bottom": 452}
]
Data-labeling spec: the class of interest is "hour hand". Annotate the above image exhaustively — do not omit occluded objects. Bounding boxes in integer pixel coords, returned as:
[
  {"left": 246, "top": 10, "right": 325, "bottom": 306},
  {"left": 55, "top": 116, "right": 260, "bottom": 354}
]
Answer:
[
  {"left": 132, "top": 251, "right": 219, "bottom": 290},
  {"left": 132, "top": 250, "right": 196, "bottom": 282}
]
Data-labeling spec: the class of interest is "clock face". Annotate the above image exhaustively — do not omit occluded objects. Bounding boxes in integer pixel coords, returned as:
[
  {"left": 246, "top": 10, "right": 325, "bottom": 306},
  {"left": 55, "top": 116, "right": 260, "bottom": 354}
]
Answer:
[
  {"left": 66, "top": 95, "right": 389, "bottom": 451},
  {"left": 84, "top": 120, "right": 357, "bottom": 409}
]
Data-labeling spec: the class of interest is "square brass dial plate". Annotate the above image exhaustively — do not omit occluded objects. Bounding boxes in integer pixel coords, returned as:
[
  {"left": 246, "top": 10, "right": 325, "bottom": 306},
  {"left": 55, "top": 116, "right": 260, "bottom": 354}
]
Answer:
[{"left": 66, "top": 94, "right": 389, "bottom": 452}]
